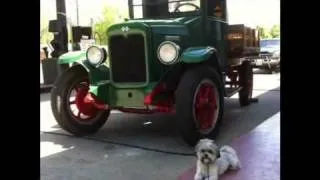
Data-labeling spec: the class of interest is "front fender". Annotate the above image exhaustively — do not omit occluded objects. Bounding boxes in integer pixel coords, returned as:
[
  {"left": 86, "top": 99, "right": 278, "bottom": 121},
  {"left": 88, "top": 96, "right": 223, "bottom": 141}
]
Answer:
[
  {"left": 180, "top": 47, "right": 216, "bottom": 63},
  {"left": 58, "top": 51, "right": 87, "bottom": 65},
  {"left": 58, "top": 50, "right": 111, "bottom": 103}
]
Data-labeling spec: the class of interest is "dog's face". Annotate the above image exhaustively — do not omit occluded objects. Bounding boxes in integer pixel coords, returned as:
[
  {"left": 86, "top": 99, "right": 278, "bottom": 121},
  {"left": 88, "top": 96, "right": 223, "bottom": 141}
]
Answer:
[{"left": 195, "top": 139, "right": 220, "bottom": 165}]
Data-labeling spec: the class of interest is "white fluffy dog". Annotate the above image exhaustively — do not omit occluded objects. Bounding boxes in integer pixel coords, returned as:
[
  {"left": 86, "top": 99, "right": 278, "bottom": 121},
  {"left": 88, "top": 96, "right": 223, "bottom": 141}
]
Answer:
[{"left": 194, "top": 139, "right": 241, "bottom": 180}]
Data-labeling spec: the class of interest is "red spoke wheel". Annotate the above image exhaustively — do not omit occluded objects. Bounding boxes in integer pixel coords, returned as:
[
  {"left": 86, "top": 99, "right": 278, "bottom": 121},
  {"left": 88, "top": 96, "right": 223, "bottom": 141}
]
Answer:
[
  {"left": 176, "top": 66, "right": 224, "bottom": 147},
  {"left": 67, "top": 80, "right": 98, "bottom": 122},
  {"left": 50, "top": 65, "right": 110, "bottom": 136},
  {"left": 193, "top": 80, "right": 220, "bottom": 134}
]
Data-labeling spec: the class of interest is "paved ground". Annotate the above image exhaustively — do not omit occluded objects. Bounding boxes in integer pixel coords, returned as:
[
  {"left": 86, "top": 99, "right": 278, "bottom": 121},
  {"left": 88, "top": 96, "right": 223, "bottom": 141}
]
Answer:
[
  {"left": 40, "top": 69, "right": 280, "bottom": 180},
  {"left": 178, "top": 111, "right": 280, "bottom": 180}
]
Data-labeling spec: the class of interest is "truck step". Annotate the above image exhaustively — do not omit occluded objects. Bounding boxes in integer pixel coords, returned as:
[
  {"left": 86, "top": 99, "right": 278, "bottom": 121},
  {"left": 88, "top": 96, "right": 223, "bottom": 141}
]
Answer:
[{"left": 225, "top": 87, "right": 242, "bottom": 97}]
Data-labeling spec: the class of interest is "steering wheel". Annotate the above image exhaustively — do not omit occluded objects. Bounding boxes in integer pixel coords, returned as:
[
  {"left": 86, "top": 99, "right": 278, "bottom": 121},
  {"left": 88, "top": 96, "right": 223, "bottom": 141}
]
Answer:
[{"left": 173, "top": 3, "right": 200, "bottom": 13}]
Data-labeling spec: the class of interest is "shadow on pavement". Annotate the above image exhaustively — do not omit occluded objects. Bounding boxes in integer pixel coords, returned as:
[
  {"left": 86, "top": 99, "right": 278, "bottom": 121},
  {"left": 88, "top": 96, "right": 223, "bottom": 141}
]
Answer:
[
  {"left": 41, "top": 85, "right": 280, "bottom": 179},
  {"left": 41, "top": 85, "right": 280, "bottom": 156}
]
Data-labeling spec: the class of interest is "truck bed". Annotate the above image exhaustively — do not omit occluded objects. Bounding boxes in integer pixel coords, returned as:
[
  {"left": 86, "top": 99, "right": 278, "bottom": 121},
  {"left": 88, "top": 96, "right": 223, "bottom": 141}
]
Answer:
[{"left": 227, "top": 24, "right": 260, "bottom": 59}]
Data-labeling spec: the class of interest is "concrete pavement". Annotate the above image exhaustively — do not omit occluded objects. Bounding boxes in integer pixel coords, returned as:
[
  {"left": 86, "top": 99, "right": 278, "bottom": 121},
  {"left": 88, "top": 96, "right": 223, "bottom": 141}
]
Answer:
[
  {"left": 178, "top": 111, "right": 280, "bottom": 180},
  {"left": 40, "top": 71, "right": 280, "bottom": 180}
]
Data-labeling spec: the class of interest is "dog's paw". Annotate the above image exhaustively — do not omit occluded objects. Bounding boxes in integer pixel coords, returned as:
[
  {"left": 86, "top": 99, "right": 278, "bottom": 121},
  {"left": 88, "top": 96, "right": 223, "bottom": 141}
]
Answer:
[
  {"left": 208, "top": 175, "right": 218, "bottom": 180},
  {"left": 230, "top": 160, "right": 241, "bottom": 170},
  {"left": 194, "top": 174, "right": 202, "bottom": 180}
]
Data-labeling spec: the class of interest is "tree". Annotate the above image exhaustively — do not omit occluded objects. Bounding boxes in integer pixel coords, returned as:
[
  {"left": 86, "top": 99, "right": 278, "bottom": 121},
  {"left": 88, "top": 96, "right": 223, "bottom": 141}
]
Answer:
[
  {"left": 270, "top": 24, "right": 280, "bottom": 38},
  {"left": 256, "top": 26, "right": 272, "bottom": 39},
  {"left": 40, "top": 17, "right": 54, "bottom": 45},
  {"left": 93, "top": 5, "right": 128, "bottom": 45}
]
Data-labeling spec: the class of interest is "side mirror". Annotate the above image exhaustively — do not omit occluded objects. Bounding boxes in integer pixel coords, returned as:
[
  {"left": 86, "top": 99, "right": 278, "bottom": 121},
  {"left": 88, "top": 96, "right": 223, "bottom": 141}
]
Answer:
[{"left": 48, "top": 20, "right": 62, "bottom": 33}]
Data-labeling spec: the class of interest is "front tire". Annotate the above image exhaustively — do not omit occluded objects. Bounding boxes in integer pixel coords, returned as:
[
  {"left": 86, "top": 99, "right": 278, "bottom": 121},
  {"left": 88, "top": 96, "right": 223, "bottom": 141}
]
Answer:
[
  {"left": 50, "top": 65, "right": 110, "bottom": 136},
  {"left": 176, "top": 66, "right": 224, "bottom": 146},
  {"left": 50, "top": 63, "right": 71, "bottom": 121}
]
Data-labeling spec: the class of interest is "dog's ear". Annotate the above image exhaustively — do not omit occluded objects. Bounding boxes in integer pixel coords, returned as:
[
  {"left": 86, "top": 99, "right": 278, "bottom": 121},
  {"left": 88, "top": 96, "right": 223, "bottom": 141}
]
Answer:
[
  {"left": 195, "top": 141, "right": 200, "bottom": 153},
  {"left": 195, "top": 139, "right": 206, "bottom": 152},
  {"left": 208, "top": 139, "right": 216, "bottom": 147},
  {"left": 208, "top": 139, "right": 220, "bottom": 157}
]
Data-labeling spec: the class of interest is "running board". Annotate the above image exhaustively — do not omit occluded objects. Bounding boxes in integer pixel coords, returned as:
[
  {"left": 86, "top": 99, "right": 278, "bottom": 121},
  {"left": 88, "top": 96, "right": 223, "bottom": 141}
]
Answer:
[{"left": 225, "top": 87, "right": 243, "bottom": 97}]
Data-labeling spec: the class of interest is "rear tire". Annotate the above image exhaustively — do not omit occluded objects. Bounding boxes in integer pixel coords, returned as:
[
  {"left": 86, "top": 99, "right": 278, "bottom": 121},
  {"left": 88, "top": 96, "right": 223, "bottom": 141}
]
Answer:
[
  {"left": 238, "top": 60, "right": 253, "bottom": 106},
  {"left": 176, "top": 66, "right": 224, "bottom": 146},
  {"left": 50, "top": 65, "right": 110, "bottom": 136}
]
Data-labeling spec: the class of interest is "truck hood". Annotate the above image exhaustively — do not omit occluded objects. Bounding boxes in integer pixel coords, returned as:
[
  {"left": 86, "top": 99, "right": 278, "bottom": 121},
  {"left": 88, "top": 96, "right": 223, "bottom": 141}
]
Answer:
[
  {"left": 108, "top": 17, "right": 200, "bottom": 35},
  {"left": 129, "top": 17, "right": 198, "bottom": 25},
  {"left": 132, "top": 17, "right": 200, "bottom": 35}
]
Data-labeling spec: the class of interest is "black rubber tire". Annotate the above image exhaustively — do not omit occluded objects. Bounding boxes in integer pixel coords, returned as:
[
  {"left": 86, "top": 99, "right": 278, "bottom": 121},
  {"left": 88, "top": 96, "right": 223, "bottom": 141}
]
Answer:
[
  {"left": 50, "top": 65, "right": 110, "bottom": 136},
  {"left": 50, "top": 64, "right": 70, "bottom": 121},
  {"left": 50, "top": 71, "right": 66, "bottom": 121},
  {"left": 238, "top": 60, "right": 253, "bottom": 106},
  {"left": 176, "top": 66, "right": 224, "bottom": 147}
]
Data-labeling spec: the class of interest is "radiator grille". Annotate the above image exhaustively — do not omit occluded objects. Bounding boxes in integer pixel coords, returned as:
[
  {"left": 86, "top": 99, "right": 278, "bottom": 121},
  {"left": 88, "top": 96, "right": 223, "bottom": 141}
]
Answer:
[{"left": 109, "top": 34, "right": 147, "bottom": 83}]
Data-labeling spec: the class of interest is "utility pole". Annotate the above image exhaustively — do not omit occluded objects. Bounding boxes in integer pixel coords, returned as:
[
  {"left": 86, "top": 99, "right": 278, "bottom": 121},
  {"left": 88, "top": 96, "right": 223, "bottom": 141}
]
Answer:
[
  {"left": 76, "top": 0, "right": 79, "bottom": 26},
  {"left": 54, "top": 0, "right": 68, "bottom": 55}
]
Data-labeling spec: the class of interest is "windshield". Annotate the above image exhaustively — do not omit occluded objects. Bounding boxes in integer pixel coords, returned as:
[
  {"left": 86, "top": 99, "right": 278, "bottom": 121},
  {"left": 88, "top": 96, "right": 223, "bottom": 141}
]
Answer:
[
  {"left": 260, "top": 39, "right": 280, "bottom": 48},
  {"left": 129, "top": 0, "right": 201, "bottom": 19}
]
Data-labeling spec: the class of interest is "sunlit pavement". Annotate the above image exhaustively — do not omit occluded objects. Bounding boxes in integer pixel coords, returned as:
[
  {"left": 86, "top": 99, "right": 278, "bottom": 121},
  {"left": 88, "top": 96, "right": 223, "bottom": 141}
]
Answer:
[
  {"left": 178, "top": 111, "right": 280, "bottom": 180},
  {"left": 40, "top": 70, "right": 280, "bottom": 180}
]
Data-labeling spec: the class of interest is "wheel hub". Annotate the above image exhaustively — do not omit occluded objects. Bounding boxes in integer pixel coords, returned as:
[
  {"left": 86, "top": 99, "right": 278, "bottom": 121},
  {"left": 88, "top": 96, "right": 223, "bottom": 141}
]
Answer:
[
  {"left": 75, "top": 91, "right": 98, "bottom": 118},
  {"left": 194, "top": 81, "right": 219, "bottom": 133},
  {"left": 67, "top": 81, "right": 99, "bottom": 120}
]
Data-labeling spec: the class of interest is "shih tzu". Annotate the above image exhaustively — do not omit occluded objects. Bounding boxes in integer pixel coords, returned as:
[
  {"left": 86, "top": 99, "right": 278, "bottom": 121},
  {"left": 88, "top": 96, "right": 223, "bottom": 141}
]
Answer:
[{"left": 194, "top": 139, "right": 241, "bottom": 180}]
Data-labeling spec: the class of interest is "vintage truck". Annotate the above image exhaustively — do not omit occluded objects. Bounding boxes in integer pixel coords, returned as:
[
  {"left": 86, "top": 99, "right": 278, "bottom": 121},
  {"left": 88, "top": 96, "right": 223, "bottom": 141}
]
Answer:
[{"left": 50, "top": 0, "right": 259, "bottom": 146}]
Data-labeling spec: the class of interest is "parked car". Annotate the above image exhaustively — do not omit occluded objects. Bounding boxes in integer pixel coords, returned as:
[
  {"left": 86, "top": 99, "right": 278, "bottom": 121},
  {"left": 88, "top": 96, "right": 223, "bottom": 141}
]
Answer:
[{"left": 252, "top": 38, "right": 280, "bottom": 73}]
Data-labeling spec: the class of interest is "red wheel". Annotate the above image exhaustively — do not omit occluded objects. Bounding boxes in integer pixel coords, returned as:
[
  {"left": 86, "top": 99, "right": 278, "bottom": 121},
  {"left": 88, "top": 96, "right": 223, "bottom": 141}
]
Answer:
[
  {"left": 193, "top": 79, "right": 220, "bottom": 134},
  {"left": 176, "top": 66, "right": 224, "bottom": 146},
  {"left": 67, "top": 79, "right": 98, "bottom": 122},
  {"left": 51, "top": 65, "right": 110, "bottom": 136}
]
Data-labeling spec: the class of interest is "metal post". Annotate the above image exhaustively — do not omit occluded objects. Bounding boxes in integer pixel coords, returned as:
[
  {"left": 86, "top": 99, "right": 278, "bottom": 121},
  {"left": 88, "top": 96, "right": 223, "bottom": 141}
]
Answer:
[
  {"left": 128, "top": 0, "right": 134, "bottom": 19},
  {"left": 56, "top": 0, "right": 66, "bottom": 26},
  {"left": 55, "top": 0, "right": 68, "bottom": 54},
  {"left": 76, "top": 0, "right": 79, "bottom": 26},
  {"left": 55, "top": 0, "right": 69, "bottom": 73}
]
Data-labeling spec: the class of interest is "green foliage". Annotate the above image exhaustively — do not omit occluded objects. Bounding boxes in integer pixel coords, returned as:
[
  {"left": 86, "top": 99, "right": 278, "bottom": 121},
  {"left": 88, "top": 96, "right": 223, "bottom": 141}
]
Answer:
[
  {"left": 270, "top": 25, "right": 280, "bottom": 38},
  {"left": 256, "top": 25, "right": 280, "bottom": 39},
  {"left": 40, "top": 4, "right": 128, "bottom": 45},
  {"left": 93, "top": 5, "right": 128, "bottom": 45},
  {"left": 40, "top": 17, "right": 53, "bottom": 44},
  {"left": 256, "top": 26, "right": 271, "bottom": 39}
]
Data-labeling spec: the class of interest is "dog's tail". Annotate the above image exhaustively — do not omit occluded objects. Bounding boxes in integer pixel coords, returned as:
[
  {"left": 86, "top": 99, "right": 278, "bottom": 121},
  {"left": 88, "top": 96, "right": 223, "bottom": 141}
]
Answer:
[
  {"left": 220, "top": 145, "right": 237, "bottom": 154},
  {"left": 220, "top": 145, "right": 241, "bottom": 170}
]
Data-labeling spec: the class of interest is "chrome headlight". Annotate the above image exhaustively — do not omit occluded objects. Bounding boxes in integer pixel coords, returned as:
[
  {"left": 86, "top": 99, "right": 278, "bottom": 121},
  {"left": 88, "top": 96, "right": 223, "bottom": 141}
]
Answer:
[
  {"left": 157, "top": 41, "right": 180, "bottom": 65},
  {"left": 86, "top": 46, "right": 107, "bottom": 66}
]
